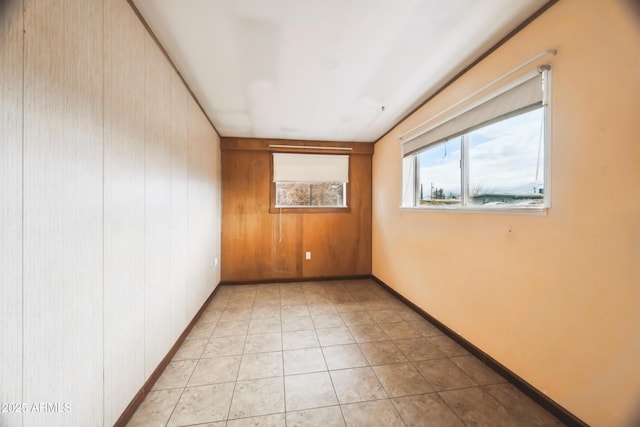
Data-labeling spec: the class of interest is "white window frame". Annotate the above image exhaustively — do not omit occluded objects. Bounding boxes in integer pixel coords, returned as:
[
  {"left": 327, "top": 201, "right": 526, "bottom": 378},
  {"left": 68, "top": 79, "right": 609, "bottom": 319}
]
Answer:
[
  {"left": 401, "top": 67, "right": 552, "bottom": 215},
  {"left": 272, "top": 153, "right": 350, "bottom": 211}
]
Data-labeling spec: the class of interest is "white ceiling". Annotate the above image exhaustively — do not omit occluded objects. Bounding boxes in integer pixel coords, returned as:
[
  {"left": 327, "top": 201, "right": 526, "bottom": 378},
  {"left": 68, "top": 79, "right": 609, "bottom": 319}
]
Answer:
[{"left": 132, "top": 0, "right": 548, "bottom": 142}]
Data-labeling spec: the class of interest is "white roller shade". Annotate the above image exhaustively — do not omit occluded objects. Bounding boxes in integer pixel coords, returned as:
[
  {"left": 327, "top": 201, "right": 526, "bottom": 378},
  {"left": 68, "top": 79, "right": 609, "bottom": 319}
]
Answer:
[
  {"left": 273, "top": 153, "right": 349, "bottom": 183},
  {"left": 402, "top": 68, "right": 547, "bottom": 157}
]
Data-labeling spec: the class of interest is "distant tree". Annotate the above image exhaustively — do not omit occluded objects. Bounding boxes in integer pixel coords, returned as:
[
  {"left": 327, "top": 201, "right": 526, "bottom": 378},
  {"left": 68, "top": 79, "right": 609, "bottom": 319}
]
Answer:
[{"left": 470, "top": 184, "right": 491, "bottom": 197}]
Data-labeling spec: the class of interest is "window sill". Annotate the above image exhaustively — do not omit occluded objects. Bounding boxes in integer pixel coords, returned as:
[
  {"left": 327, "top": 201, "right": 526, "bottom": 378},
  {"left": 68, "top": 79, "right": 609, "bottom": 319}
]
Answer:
[
  {"left": 270, "top": 206, "right": 351, "bottom": 214},
  {"left": 399, "top": 206, "right": 548, "bottom": 216}
]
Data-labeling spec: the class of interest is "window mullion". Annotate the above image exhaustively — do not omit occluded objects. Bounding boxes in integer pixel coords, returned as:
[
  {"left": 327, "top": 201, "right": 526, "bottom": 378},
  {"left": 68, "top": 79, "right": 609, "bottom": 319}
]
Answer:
[
  {"left": 413, "top": 154, "right": 420, "bottom": 207},
  {"left": 461, "top": 134, "right": 470, "bottom": 206}
]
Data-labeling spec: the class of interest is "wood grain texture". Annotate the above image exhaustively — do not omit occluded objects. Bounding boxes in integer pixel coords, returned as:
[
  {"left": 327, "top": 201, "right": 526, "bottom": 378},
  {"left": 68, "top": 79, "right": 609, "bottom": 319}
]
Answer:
[
  {"left": 22, "top": 0, "right": 104, "bottom": 425},
  {"left": 170, "top": 68, "right": 189, "bottom": 342},
  {"left": 103, "top": 0, "right": 146, "bottom": 424},
  {"left": 144, "top": 31, "right": 173, "bottom": 379},
  {"left": 0, "top": 2, "right": 23, "bottom": 426},
  {"left": 221, "top": 140, "right": 372, "bottom": 282}
]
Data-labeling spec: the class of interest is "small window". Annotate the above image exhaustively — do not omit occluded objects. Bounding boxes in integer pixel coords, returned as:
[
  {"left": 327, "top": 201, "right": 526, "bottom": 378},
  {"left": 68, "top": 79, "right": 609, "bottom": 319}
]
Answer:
[
  {"left": 401, "top": 66, "right": 551, "bottom": 212},
  {"left": 272, "top": 153, "right": 349, "bottom": 210},
  {"left": 275, "top": 182, "right": 345, "bottom": 207}
]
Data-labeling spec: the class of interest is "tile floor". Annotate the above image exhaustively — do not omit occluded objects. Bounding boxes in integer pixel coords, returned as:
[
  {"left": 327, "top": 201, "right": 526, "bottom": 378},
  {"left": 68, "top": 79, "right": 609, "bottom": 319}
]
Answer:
[{"left": 127, "top": 279, "right": 564, "bottom": 427}]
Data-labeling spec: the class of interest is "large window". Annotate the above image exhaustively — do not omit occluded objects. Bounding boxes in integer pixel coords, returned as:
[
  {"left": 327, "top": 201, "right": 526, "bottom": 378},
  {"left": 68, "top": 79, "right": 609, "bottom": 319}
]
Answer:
[
  {"left": 402, "top": 66, "right": 550, "bottom": 211},
  {"left": 272, "top": 153, "right": 349, "bottom": 210}
]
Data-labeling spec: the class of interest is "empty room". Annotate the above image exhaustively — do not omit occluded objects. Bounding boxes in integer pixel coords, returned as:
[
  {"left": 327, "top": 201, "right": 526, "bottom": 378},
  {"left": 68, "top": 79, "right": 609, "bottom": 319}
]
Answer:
[{"left": 1, "top": 0, "right": 639, "bottom": 426}]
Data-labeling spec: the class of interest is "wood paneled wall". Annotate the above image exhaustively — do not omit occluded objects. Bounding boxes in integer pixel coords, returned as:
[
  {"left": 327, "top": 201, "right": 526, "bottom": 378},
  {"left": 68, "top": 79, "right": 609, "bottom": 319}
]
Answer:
[
  {"left": 0, "top": 2, "right": 24, "bottom": 425},
  {"left": 221, "top": 138, "right": 372, "bottom": 282},
  {"left": 0, "top": 0, "right": 222, "bottom": 426}
]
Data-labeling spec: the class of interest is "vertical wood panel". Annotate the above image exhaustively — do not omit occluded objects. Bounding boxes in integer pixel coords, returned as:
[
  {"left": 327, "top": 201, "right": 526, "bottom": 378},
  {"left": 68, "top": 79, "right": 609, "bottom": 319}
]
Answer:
[
  {"left": 0, "top": 2, "right": 23, "bottom": 426},
  {"left": 23, "top": 0, "right": 104, "bottom": 425},
  {"left": 144, "top": 32, "right": 173, "bottom": 378},
  {"left": 303, "top": 154, "right": 372, "bottom": 277},
  {"left": 220, "top": 142, "right": 372, "bottom": 282},
  {"left": 209, "top": 125, "right": 222, "bottom": 288},
  {"left": 103, "top": 0, "right": 146, "bottom": 424},
  {"left": 187, "top": 98, "right": 216, "bottom": 317},
  {"left": 170, "top": 69, "right": 188, "bottom": 341}
]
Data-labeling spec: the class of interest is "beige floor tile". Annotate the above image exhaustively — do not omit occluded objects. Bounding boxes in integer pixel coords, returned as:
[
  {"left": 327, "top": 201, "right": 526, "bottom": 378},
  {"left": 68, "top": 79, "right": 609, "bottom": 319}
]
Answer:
[
  {"left": 280, "top": 296, "right": 307, "bottom": 306},
  {"left": 359, "top": 341, "right": 407, "bottom": 365},
  {"left": 309, "top": 303, "right": 338, "bottom": 315},
  {"left": 485, "top": 383, "right": 560, "bottom": 425},
  {"left": 393, "top": 337, "right": 444, "bottom": 362},
  {"left": 373, "top": 363, "right": 434, "bottom": 397},
  {"left": 311, "top": 312, "right": 346, "bottom": 328},
  {"left": 379, "top": 322, "right": 423, "bottom": 340},
  {"left": 244, "top": 333, "right": 282, "bottom": 354},
  {"left": 283, "top": 330, "right": 320, "bottom": 350},
  {"left": 221, "top": 308, "right": 253, "bottom": 321},
  {"left": 407, "top": 320, "right": 444, "bottom": 337},
  {"left": 238, "top": 351, "right": 283, "bottom": 380},
  {"left": 440, "top": 387, "right": 524, "bottom": 427},
  {"left": 335, "top": 302, "right": 365, "bottom": 314},
  {"left": 187, "top": 320, "right": 218, "bottom": 340},
  {"left": 398, "top": 310, "right": 426, "bottom": 323},
  {"left": 152, "top": 360, "right": 197, "bottom": 390},
  {"left": 281, "top": 305, "right": 310, "bottom": 316},
  {"left": 316, "top": 327, "right": 355, "bottom": 346},
  {"left": 322, "top": 344, "right": 369, "bottom": 370},
  {"left": 173, "top": 338, "right": 207, "bottom": 360},
  {"left": 251, "top": 305, "right": 282, "bottom": 319},
  {"left": 286, "top": 406, "right": 346, "bottom": 427},
  {"left": 369, "top": 309, "right": 404, "bottom": 324},
  {"left": 283, "top": 347, "right": 327, "bottom": 375},
  {"left": 212, "top": 320, "right": 249, "bottom": 338},
  {"left": 227, "top": 413, "right": 286, "bottom": 427},
  {"left": 167, "top": 383, "right": 235, "bottom": 426},
  {"left": 188, "top": 355, "right": 241, "bottom": 386},
  {"left": 229, "top": 377, "right": 285, "bottom": 419},
  {"left": 248, "top": 316, "right": 282, "bottom": 334},
  {"left": 392, "top": 393, "right": 464, "bottom": 427},
  {"left": 428, "top": 335, "right": 469, "bottom": 357},
  {"left": 129, "top": 280, "right": 559, "bottom": 427},
  {"left": 414, "top": 358, "right": 476, "bottom": 391},
  {"left": 358, "top": 300, "right": 391, "bottom": 311},
  {"left": 341, "top": 399, "right": 405, "bottom": 427},
  {"left": 330, "top": 367, "right": 387, "bottom": 404},
  {"left": 450, "top": 355, "right": 506, "bottom": 385},
  {"left": 203, "top": 335, "right": 246, "bottom": 358},
  {"left": 199, "top": 309, "right": 223, "bottom": 324},
  {"left": 348, "top": 324, "right": 389, "bottom": 343},
  {"left": 281, "top": 314, "right": 315, "bottom": 332},
  {"left": 284, "top": 372, "right": 339, "bottom": 411},
  {"left": 126, "top": 388, "right": 182, "bottom": 427},
  {"left": 339, "top": 311, "right": 375, "bottom": 326}
]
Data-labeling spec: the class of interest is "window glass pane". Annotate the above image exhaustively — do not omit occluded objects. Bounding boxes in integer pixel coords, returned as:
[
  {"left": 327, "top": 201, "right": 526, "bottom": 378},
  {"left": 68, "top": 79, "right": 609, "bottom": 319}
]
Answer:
[
  {"left": 310, "top": 183, "right": 344, "bottom": 206},
  {"left": 275, "top": 182, "right": 345, "bottom": 207},
  {"left": 416, "top": 137, "right": 461, "bottom": 206},
  {"left": 469, "top": 108, "right": 544, "bottom": 207},
  {"left": 276, "top": 182, "right": 310, "bottom": 206}
]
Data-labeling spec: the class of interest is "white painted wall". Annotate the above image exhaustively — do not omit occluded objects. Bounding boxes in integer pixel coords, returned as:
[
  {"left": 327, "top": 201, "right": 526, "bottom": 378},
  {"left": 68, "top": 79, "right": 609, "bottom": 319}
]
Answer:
[{"left": 0, "top": 0, "right": 222, "bottom": 426}]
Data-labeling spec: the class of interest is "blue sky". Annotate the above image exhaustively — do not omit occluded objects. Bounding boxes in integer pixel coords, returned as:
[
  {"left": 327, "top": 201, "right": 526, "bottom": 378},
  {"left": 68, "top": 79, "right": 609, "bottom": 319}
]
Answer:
[{"left": 418, "top": 108, "right": 544, "bottom": 197}]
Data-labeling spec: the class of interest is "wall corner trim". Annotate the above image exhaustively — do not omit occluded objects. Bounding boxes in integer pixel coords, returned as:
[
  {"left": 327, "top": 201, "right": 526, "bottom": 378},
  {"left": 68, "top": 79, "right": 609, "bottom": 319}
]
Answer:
[{"left": 370, "top": 275, "right": 588, "bottom": 427}]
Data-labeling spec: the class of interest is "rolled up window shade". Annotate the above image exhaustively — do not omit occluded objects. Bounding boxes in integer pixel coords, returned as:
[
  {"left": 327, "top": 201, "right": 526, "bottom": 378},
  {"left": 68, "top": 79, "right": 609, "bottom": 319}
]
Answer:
[
  {"left": 401, "top": 69, "right": 545, "bottom": 157},
  {"left": 273, "top": 153, "right": 349, "bottom": 183}
]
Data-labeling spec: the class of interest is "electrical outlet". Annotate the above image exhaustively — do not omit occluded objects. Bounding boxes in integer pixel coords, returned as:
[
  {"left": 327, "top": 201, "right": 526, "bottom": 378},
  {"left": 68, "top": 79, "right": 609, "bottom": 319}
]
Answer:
[{"left": 305, "top": 251, "right": 311, "bottom": 260}]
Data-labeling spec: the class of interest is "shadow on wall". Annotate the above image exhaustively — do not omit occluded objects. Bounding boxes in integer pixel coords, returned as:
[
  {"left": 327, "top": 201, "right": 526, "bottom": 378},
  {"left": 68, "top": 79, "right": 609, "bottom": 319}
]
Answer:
[
  {"left": 0, "top": 0, "right": 18, "bottom": 30},
  {"left": 623, "top": 0, "right": 640, "bottom": 19}
]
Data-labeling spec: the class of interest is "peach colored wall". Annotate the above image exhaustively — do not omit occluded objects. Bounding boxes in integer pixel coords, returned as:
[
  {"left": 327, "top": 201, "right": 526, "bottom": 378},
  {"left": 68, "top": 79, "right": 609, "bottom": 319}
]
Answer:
[{"left": 372, "top": 1, "right": 640, "bottom": 426}]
